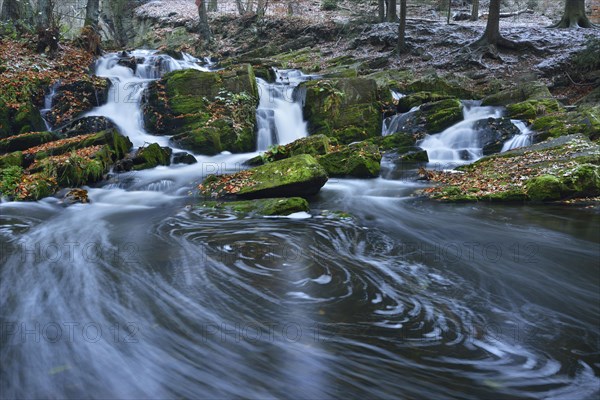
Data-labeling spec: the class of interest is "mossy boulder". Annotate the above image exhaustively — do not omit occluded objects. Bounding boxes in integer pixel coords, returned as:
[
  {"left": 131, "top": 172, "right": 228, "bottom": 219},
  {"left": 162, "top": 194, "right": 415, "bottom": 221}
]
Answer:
[
  {"left": 367, "top": 131, "right": 417, "bottom": 152},
  {"left": 317, "top": 142, "right": 381, "bottom": 178},
  {"left": 561, "top": 164, "right": 600, "bottom": 197},
  {"left": 397, "top": 92, "right": 454, "bottom": 113},
  {"left": 0, "top": 131, "right": 56, "bottom": 153},
  {"left": 481, "top": 81, "right": 552, "bottom": 106},
  {"left": 400, "top": 74, "right": 476, "bottom": 99},
  {"left": 472, "top": 117, "right": 522, "bottom": 155},
  {"left": 526, "top": 175, "right": 564, "bottom": 202},
  {"left": 132, "top": 143, "right": 172, "bottom": 171},
  {"left": 200, "top": 154, "right": 328, "bottom": 199},
  {"left": 0, "top": 151, "right": 24, "bottom": 168},
  {"left": 531, "top": 106, "right": 600, "bottom": 141},
  {"left": 143, "top": 65, "right": 259, "bottom": 155},
  {"left": 301, "top": 78, "right": 389, "bottom": 144},
  {"left": 200, "top": 197, "right": 309, "bottom": 216},
  {"left": 246, "top": 134, "right": 335, "bottom": 165},
  {"left": 0, "top": 98, "right": 46, "bottom": 138},
  {"left": 506, "top": 99, "right": 562, "bottom": 121},
  {"left": 419, "top": 99, "right": 463, "bottom": 133},
  {"left": 55, "top": 116, "right": 116, "bottom": 138}
]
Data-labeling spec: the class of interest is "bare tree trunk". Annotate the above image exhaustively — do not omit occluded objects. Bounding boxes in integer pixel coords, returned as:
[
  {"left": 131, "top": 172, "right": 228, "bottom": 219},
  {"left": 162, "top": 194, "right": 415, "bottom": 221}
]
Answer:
[
  {"left": 481, "top": 0, "right": 500, "bottom": 44},
  {"left": 1, "top": 0, "right": 34, "bottom": 23},
  {"left": 397, "top": 0, "right": 407, "bottom": 53},
  {"left": 446, "top": 0, "right": 451, "bottom": 24},
  {"left": 235, "top": 0, "right": 245, "bottom": 14},
  {"left": 196, "top": 0, "right": 212, "bottom": 41},
  {"left": 257, "top": 0, "right": 266, "bottom": 16},
  {"left": 246, "top": 0, "right": 254, "bottom": 14},
  {"left": 471, "top": 0, "right": 479, "bottom": 21},
  {"left": 85, "top": 0, "right": 100, "bottom": 29},
  {"left": 378, "top": 0, "right": 385, "bottom": 22},
  {"left": 37, "top": 0, "right": 53, "bottom": 29},
  {"left": 551, "top": 0, "right": 592, "bottom": 28},
  {"left": 387, "top": 0, "right": 397, "bottom": 21},
  {"left": 208, "top": 0, "right": 218, "bottom": 12}
]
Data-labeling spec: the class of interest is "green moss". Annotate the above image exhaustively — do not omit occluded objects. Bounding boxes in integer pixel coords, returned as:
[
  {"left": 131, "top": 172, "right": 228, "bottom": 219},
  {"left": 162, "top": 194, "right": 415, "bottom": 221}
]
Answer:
[
  {"left": 0, "top": 151, "right": 24, "bottom": 168},
  {"left": 402, "top": 74, "right": 476, "bottom": 99},
  {"left": 368, "top": 132, "right": 416, "bottom": 152},
  {"left": 132, "top": 143, "right": 172, "bottom": 171},
  {"left": 420, "top": 99, "right": 463, "bottom": 133},
  {"left": 481, "top": 81, "right": 552, "bottom": 106},
  {"left": 0, "top": 131, "right": 55, "bottom": 153},
  {"left": 397, "top": 92, "right": 454, "bottom": 113},
  {"left": 201, "top": 154, "right": 328, "bottom": 199},
  {"left": 506, "top": 100, "right": 562, "bottom": 120},
  {"left": 526, "top": 175, "right": 564, "bottom": 202},
  {"left": 317, "top": 142, "right": 381, "bottom": 178},
  {"left": 0, "top": 166, "right": 23, "bottom": 198},
  {"left": 201, "top": 197, "right": 310, "bottom": 216},
  {"left": 42, "top": 153, "right": 107, "bottom": 187},
  {"left": 561, "top": 164, "right": 600, "bottom": 197}
]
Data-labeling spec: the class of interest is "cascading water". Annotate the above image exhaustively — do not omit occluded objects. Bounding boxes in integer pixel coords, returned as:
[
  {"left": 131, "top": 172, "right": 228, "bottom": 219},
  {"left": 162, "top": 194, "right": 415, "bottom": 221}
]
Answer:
[
  {"left": 40, "top": 82, "right": 59, "bottom": 130},
  {"left": 382, "top": 106, "right": 420, "bottom": 136},
  {"left": 84, "top": 50, "right": 209, "bottom": 148},
  {"left": 502, "top": 120, "right": 534, "bottom": 152},
  {"left": 1, "top": 51, "right": 599, "bottom": 399},
  {"left": 255, "top": 69, "right": 311, "bottom": 150},
  {"left": 418, "top": 101, "right": 503, "bottom": 165}
]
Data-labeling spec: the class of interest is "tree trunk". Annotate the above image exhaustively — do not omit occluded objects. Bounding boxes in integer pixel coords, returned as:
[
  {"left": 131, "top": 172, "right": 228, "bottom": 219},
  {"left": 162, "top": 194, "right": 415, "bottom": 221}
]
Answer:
[
  {"left": 397, "top": 0, "right": 407, "bottom": 53},
  {"left": 208, "top": 0, "right": 218, "bottom": 12},
  {"left": 446, "top": 0, "right": 451, "bottom": 24},
  {"left": 1, "top": 0, "right": 34, "bottom": 23},
  {"left": 196, "top": 0, "right": 212, "bottom": 41},
  {"left": 387, "top": 0, "right": 397, "bottom": 22},
  {"left": 85, "top": 0, "right": 100, "bottom": 29},
  {"left": 246, "top": 0, "right": 254, "bottom": 13},
  {"left": 552, "top": 0, "right": 592, "bottom": 28},
  {"left": 235, "top": 0, "right": 245, "bottom": 14},
  {"left": 481, "top": 0, "right": 500, "bottom": 44},
  {"left": 378, "top": 0, "right": 385, "bottom": 22},
  {"left": 37, "top": 0, "right": 53, "bottom": 29},
  {"left": 257, "top": 0, "right": 266, "bottom": 16},
  {"left": 471, "top": 0, "right": 479, "bottom": 21}
]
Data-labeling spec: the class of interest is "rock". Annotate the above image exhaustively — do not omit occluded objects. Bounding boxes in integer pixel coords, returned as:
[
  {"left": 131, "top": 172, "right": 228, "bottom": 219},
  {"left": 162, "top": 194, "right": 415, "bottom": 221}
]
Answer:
[
  {"left": 562, "top": 164, "right": 600, "bottom": 198},
  {"left": 453, "top": 12, "right": 471, "bottom": 21},
  {"left": 45, "top": 77, "right": 111, "bottom": 128},
  {"left": 531, "top": 105, "right": 600, "bottom": 141},
  {"left": 0, "top": 131, "right": 56, "bottom": 153},
  {"left": 55, "top": 116, "right": 116, "bottom": 138},
  {"left": 246, "top": 134, "right": 335, "bottom": 166},
  {"left": 419, "top": 98, "right": 464, "bottom": 133},
  {"left": 115, "top": 143, "right": 172, "bottom": 171},
  {"left": 526, "top": 175, "right": 564, "bottom": 202},
  {"left": 172, "top": 151, "right": 197, "bottom": 164},
  {"left": 0, "top": 151, "right": 24, "bottom": 169},
  {"left": 481, "top": 81, "right": 552, "bottom": 106},
  {"left": 200, "top": 197, "right": 309, "bottom": 216},
  {"left": 401, "top": 74, "right": 477, "bottom": 99},
  {"left": 61, "top": 188, "right": 90, "bottom": 205},
  {"left": 0, "top": 98, "right": 46, "bottom": 138},
  {"left": 317, "top": 142, "right": 381, "bottom": 178},
  {"left": 117, "top": 56, "right": 137, "bottom": 73},
  {"left": 472, "top": 117, "right": 522, "bottom": 155},
  {"left": 397, "top": 91, "right": 454, "bottom": 113},
  {"left": 506, "top": 99, "right": 562, "bottom": 120},
  {"left": 368, "top": 131, "right": 417, "bottom": 152},
  {"left": 143, "top": 64, "right": 258, "bottom": 154},
  {"left": 301, "top": 78, "right": 390, "bottom": 144},
  {"left": 200, "top": 154, "right": 328, "bottom": 199},
  {"left": 396, "top": 149, "right": 429, "bottom": 162}
]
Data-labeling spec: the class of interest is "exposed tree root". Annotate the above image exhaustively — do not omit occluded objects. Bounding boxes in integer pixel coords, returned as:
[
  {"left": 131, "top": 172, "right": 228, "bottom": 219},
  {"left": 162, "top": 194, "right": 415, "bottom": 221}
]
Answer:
[{"left": 454, "top": 36, "right": 544, "bottom": 68}]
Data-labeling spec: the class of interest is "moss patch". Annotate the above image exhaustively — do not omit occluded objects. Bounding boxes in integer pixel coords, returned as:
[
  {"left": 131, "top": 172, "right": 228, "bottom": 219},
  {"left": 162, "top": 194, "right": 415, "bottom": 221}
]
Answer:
[{"left": 200, "top": 197, "right": 309, "bottom": 216}]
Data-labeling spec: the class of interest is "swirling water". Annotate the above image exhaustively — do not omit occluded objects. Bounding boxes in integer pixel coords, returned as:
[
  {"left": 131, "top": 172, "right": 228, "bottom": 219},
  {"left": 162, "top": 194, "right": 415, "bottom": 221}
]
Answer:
[{"left": 0, "top": 53, "right": 598, "bottom": 399}]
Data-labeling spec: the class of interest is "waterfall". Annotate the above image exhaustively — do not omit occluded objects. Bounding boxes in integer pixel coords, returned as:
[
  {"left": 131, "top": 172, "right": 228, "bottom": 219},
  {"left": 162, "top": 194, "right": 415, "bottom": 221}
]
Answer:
[
  {"left": 382, "top": 106, "right": 420, "bottom": 136},
  {"left": 84, "top": 50, "right": 209, "bottom": 148},
  {"left": 502, "top": 120, "right": 533, "bottom": 152},
  {"left": 255, "top": 69, "right": 311, "bottom": 150},
  {"left": 40, "top": 82, "right": 59, "bottom": 131},
  {"left": 418, "top": 101, "right": 503, "bottom": 165}
]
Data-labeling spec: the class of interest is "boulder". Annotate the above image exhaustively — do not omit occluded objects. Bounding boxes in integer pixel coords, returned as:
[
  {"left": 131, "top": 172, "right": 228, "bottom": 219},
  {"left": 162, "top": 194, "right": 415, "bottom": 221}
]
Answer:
[
  {"left": 200, "top": 197, "right": 309, "bottom": 216},
  {"left": 317, "top": 142, "right": 381, "bottom": 178},
  {"left": 114, "top": 143, "right": 172, "bottom": 172},
  {"left": 397, "top": 91, "right": 454, "bottom": 113},
  {"left": 200, "top": 154, "right": 328, "bottom": 199},
  {"left": 481, "top": 81, "right": 552, "bottom": 106},
  {"left": 143, "top": 64, "right": 259, "bottom": 155},
  {"left": 506, "top": 99, "right": 562, "bottom": 120},
  {"left": 172, "top": 151, "right": 197, "bottom": 164},
  {"left": 55, "top": 116, "right": 116, "bottom": 137},
  {"left": 45, "top": 77, "right": 111, "bottom": 128},
  {"left": 300, "top": 78, "right": 390, "bottom": 144},
  {"left": 0, "top": 98, "right": 46, "bottom": 138},
  {"left": 245, "top": 134, "right": 334, "bottom": 166},
  {"left": 472, "top": 117, "right": 522, "bottom": 155},
  {"left": 420, "top": 99, "right": 464, "bottom": 133},
  {"left": 0, "top": 131, "right": 56, "bottom": 153}
]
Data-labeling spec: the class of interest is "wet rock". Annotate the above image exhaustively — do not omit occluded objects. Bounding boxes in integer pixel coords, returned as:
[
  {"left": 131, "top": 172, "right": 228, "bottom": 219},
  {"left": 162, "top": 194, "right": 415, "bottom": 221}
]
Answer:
[
  {"left": 301, "top": 78, "right": 390, "bottom": 144},
  {"left": 55, "top": 116, "right": 116, "bottom": 137},
  {"left": 396, "top": 149, "right": 429, "bottom": 163},
  {"left": 246, "top": 135, "right": 335, "bottom": 166},
  {"left": 200, "top": 154, "right": 328, "bottom": 199},
  {"left": 61, "top": 188, "right": 90, "bottom": 205},
  {"left": 45, "top": 77, "right": 111, "bottom": 128},
  {"left": 115, "top": 143, "right": 172, "bottom": 171},
  {"left": 117, "top": 56, "right": 137, "bottom": 73},
  {"left": 199, "top": 197, "right": 309, "bottom": 216},
  {"left": 473, "top": 117, "right": 522, "bottom": 155},
  {"left": 317, "top": 142, "right": 381, "bottom": 178},
  {"left": 143, "top": 64, "right": 258, "bottom": 155},
  {"left": 172, "top": 151, "right": 197, "bottom": 164},
  {"left": 397, "top": 92, "right": 454, "bottom": 113},
  {"left": 0, "top": 131, "right": 56, "bottom": 153},
  {"left": 0, "top": 98, "right": 46, "bottom": 138},
  {"left": 420, "top": 99, "right": 464, "bottom": 133}
]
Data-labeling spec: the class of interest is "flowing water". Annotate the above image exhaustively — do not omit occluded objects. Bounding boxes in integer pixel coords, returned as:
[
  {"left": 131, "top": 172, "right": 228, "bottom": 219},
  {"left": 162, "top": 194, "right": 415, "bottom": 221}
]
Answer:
[
  {"left": 1, "top": 53, "right": 599, "bottom": 399},
  {"left": 503, "top": 120, "right": 534, "bottom": 152}
]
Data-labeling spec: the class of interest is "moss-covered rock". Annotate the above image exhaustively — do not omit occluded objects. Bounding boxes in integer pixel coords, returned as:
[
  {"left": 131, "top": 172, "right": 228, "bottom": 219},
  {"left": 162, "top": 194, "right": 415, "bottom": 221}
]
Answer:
[
  {"left": 420, "top": 99, "right": 463, "bottom": 133},
  {"left": 531, "top": 105, "right": 600, "bottom": 141},
  {"left": 132, "top": 143, "right": 172, "bottom": 170},
  {"left": 200, "top": 197, "right": 309, "bottom": 216},
  {"left": 0, "top": 98, "right": 46, "bottom": 138},
  {"left": 401, "top": 74, "right": 476, "bottom": 99},
  {"left": 506, "top": 99, "right": 562, "bottom": 120},
  {"left": 526, "top": 175, "right": 564, "bottom": 202},
  {"left": 397, "top": 91, "right": 454, "bottom": 113},
  {"left": 246, "top": 134, "right": 335, "bottom": 166},
  {"left": 0, "top": 131, "right": 56, "bottom": 153},
  {"left": 200, "top": 154, "right": 328, "bottom": 199},
  {"left": 301, "top": 78, "right": 389, "bottom": 144},
  {"left": 561, "top": 164, "right": 600, "bottom": 197},
  {"left": 317, "top": 142, "right": 381, "bottom": 178},
  {"left": 143, "top": 65, "right": 259, "bottom": 154},
  {"left": 481, "top": 81, "right": 552, "bottom": 106},
  {"left": 367, "top": 131, "right": 417, "bottom": 152},
  {"left": 0, "top": 151, "right": 24, "bottom": 168}
]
